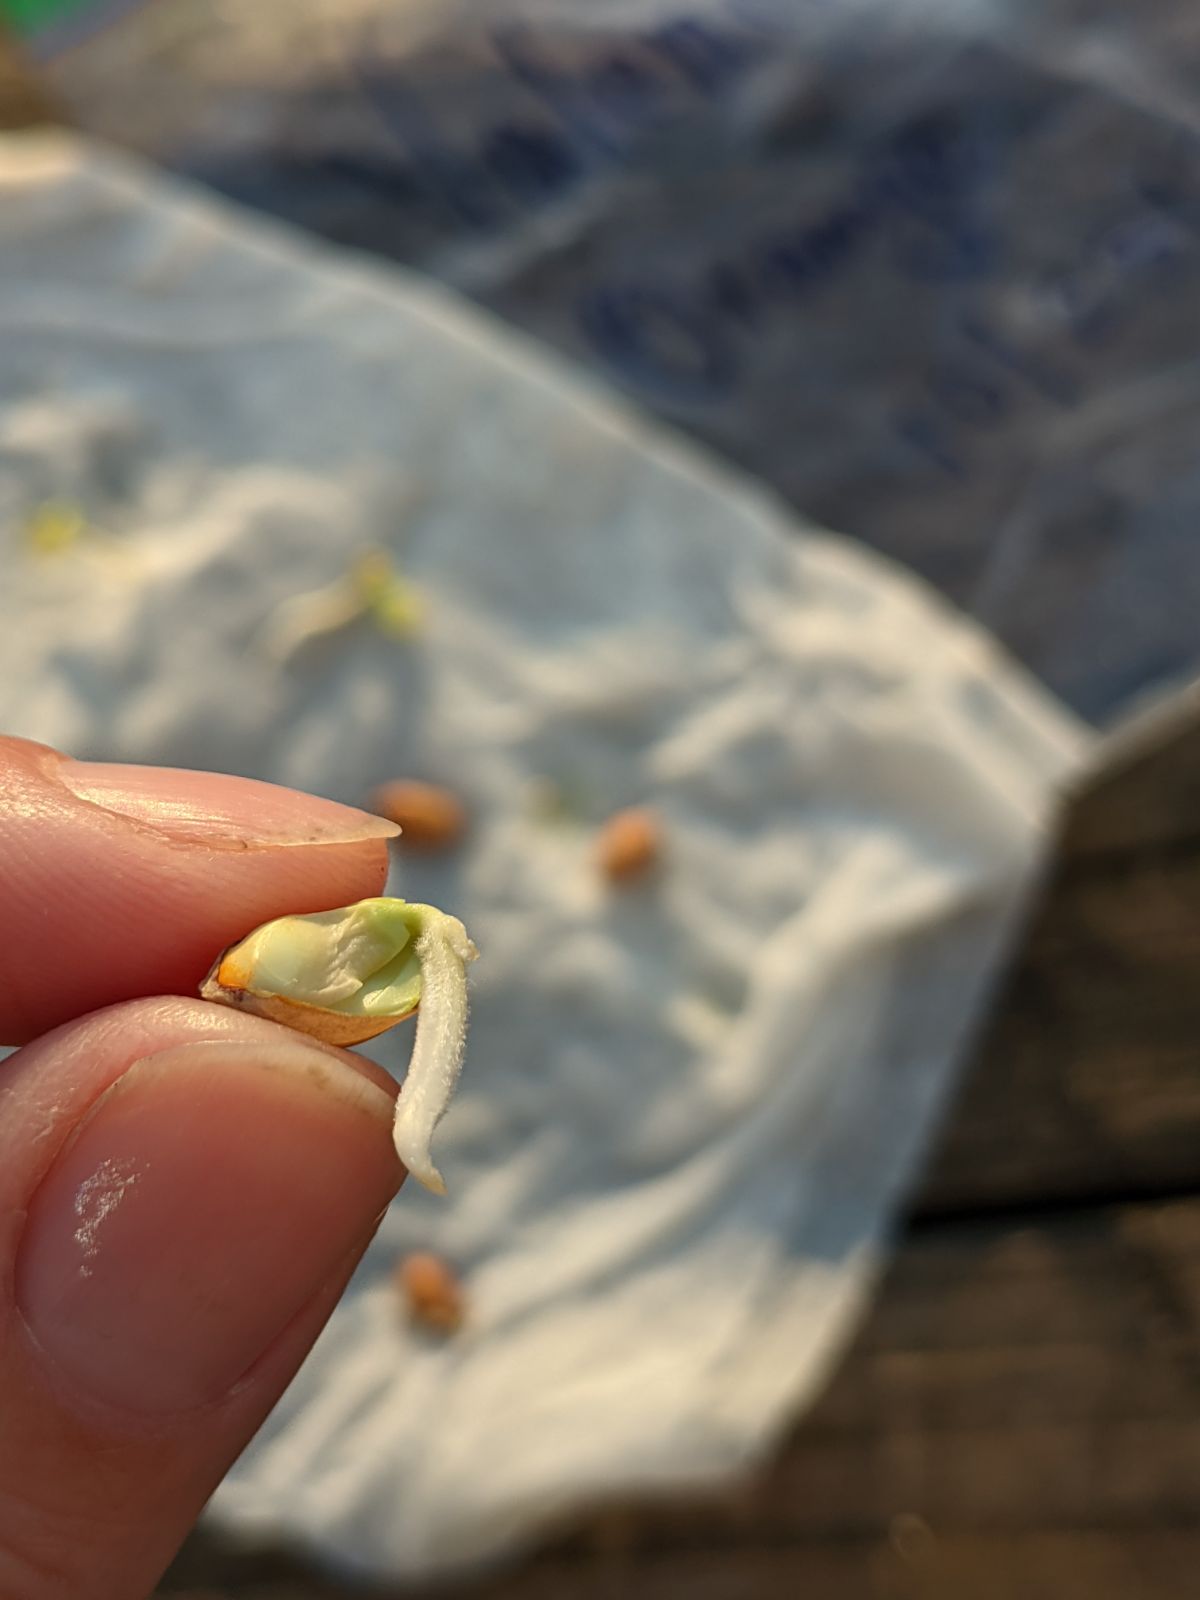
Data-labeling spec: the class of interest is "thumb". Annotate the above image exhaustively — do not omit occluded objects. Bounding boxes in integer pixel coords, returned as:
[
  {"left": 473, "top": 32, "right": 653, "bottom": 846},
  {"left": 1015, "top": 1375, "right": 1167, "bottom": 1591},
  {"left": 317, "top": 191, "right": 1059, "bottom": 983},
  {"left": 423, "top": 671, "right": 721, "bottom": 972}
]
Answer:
[{"left": 0, "top": 998, "right": 403, "bottom": 1600}]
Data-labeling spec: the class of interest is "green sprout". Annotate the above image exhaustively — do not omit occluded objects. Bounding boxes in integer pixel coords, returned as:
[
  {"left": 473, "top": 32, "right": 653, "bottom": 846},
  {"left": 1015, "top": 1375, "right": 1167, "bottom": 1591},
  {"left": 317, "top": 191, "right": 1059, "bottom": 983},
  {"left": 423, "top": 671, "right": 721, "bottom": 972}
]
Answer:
[{"left": 259, "top": 549, "right": 424, "bottom": 664}]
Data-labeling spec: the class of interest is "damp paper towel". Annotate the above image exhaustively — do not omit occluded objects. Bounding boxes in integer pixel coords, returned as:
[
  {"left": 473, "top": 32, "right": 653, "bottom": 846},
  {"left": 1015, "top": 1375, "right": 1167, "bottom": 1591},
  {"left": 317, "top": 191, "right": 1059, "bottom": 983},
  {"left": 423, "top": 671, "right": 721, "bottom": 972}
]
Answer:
[{"left": 0, "top": 133, "right": 1090, "bottom": 1580}]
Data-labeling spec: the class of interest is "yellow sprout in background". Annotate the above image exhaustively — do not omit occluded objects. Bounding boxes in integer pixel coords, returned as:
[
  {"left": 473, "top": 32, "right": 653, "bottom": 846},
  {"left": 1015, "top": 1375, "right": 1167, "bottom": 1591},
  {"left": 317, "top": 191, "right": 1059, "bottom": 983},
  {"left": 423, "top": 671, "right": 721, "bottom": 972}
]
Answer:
[
  {"left": 260, "top": 548, "right": 424, "bottom": 664},
  {"left": 24, "top": 500, "right": 87, "bottom": 557},
  {"left": 353, "top": 549, "right": 425, "bottom": 639}
]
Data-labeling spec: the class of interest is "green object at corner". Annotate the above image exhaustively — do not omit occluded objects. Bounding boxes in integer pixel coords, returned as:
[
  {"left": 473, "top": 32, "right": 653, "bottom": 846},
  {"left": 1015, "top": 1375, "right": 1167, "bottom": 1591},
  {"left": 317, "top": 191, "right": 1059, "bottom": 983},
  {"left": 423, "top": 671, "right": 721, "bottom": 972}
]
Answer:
[{"left": 0, "top": 0, "right": 130, "bottom": 45}]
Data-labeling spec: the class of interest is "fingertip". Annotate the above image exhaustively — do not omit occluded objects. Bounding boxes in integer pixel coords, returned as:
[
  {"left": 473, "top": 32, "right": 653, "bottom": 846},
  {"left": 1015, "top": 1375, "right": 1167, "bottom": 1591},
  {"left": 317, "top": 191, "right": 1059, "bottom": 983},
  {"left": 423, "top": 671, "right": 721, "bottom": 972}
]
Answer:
[{"left": 0, "top": 740, "right": 396, "bottom": 1043}]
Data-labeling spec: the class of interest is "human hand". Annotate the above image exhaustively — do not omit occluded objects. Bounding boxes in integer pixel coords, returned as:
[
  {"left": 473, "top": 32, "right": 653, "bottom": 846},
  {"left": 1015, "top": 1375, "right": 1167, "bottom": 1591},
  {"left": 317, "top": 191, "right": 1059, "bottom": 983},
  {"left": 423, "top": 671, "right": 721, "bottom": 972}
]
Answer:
[{"left": 0, "top": 737, "right": 407, "bottom": 1599}]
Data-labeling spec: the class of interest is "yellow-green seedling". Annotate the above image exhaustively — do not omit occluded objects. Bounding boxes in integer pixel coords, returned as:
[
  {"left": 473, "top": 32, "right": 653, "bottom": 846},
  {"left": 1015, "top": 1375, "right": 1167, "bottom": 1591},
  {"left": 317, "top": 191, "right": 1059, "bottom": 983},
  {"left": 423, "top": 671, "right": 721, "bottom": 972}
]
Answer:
[
  {"left": 259, "top": 549, "right": 423, "bottom": 664},
  {"left": 202, "top": 898, "right": 478, "bottom": 1194}
]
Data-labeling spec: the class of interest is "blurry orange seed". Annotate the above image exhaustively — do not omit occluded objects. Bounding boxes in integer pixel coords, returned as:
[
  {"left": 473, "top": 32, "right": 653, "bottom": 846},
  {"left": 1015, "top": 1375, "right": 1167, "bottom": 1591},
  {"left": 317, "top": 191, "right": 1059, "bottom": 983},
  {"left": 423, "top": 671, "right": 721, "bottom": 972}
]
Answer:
[
  {"left": 398, "top": 1250, "right": 464, "bottom": 1334},
  {"left": 596, "top": 806, "right": 663, "bottom": 883},
  {"left": 369, "top": 780, "right": 467, "bottom": 850}
]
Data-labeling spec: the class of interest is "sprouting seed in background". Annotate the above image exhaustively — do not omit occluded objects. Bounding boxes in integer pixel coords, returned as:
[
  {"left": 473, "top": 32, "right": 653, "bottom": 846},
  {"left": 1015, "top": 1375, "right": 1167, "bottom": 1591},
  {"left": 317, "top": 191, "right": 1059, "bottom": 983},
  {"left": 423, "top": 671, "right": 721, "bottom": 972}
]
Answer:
[
  {"left": 20, "top": 499, "right": 139, "bottom": 578},
  {"left": 259, "top": 547, "right": 424, "bottom": 665},
  {"left": 354, "top": 549, "right": 424, "bottom": 639},
  {"left": 23, "top": 499, "right": 87, "bottom": 557}
]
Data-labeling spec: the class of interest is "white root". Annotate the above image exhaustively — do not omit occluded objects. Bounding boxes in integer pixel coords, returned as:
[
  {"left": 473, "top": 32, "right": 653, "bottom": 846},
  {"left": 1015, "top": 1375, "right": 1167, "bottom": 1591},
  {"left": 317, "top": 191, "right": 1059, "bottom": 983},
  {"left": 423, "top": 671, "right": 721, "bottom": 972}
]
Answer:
[{"left": 392, "top": 909, "right": 478, "bottom": 1195}]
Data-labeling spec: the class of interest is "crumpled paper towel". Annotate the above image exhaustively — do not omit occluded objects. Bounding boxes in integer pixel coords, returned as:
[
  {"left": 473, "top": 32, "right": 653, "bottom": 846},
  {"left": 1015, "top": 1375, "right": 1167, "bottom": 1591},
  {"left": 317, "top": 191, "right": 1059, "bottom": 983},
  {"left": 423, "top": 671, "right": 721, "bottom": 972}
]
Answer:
[{"left": 0, "top": 133, "right": 1089, "bottom": 1580}]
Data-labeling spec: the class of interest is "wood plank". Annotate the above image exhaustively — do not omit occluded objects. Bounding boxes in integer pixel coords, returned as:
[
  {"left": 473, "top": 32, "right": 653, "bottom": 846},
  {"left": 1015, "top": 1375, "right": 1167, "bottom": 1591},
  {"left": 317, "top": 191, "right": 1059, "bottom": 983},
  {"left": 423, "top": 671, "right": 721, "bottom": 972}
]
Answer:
[
  {"left": 913, "top": 840, "right": 1200, "bottom": 1215},
  {"left": 160, "top": 1199, "right": 1200, "bottom": 1597},
  {"left": 163, "top": 1534, "right": 1200, "bottom": 1600},
  {"left": 1061, "top": 694, "right": 1200, "bottom": 861},
  {"left": 0, "top": 31, "right": 62, "bottom": 131},
  {"left": 911, "top": 696, "right": 1200, "bottom": 1214}
]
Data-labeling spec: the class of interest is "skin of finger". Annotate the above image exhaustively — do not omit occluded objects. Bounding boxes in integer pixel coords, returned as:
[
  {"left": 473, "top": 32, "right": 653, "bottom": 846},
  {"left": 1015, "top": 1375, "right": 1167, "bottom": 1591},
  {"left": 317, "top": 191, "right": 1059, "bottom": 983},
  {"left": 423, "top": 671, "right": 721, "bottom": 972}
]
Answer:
[
  {"left": 0, "top": 1234, "right": 374, "bottom": 1600},
  {"left": 0, "top": 997, "right": 399, "bottom": 1600},
  {"left": 0, "top": 738, "right": 392, "bottom": 1045},
  {"left": 0, "top": 996, "right": 400, "bottom": 1207}
]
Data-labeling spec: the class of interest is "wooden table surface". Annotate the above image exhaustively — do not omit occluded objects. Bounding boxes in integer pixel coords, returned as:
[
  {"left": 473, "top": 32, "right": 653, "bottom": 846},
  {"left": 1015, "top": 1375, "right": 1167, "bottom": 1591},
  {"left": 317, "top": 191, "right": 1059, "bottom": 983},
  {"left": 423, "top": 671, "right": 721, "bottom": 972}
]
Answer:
[{"left": 161, "top": 711, "right": 1200, "bottom": 1599}]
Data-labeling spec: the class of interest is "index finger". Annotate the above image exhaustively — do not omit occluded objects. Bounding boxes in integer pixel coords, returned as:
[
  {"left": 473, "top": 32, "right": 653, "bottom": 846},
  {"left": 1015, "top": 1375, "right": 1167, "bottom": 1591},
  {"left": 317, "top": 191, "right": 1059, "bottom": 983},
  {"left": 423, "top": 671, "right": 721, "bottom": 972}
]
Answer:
[{"left": 0, "top": 738, "right": 399, "bottom": 1044}]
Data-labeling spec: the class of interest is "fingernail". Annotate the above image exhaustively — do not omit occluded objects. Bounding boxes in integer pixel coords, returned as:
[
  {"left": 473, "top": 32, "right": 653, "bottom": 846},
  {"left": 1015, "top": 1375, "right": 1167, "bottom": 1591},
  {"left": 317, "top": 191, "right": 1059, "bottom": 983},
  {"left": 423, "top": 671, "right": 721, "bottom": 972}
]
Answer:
[
  {"left": 54, "top": 758, "right": 401, "bottom": 849},
  {"left": 15, "top": 1040, "right": 403, "bottom": 1416}
]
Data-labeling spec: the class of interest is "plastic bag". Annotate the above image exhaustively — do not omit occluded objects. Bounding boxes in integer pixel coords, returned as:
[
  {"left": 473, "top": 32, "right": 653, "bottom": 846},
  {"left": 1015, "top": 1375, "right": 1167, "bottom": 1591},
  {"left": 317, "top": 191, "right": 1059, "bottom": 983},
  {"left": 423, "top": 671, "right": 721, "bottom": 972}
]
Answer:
[{"left": 31, "top": 0, "right": 1200, "bottom": 722}]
